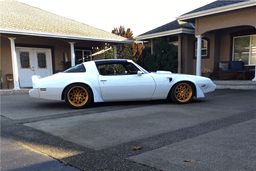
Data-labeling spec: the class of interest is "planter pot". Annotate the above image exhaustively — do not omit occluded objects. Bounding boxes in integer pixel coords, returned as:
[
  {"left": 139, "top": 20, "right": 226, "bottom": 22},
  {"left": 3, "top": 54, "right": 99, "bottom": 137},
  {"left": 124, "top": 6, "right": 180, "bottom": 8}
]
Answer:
[{"left": 202, "top": 73, "right": 211, "bottom": 78}]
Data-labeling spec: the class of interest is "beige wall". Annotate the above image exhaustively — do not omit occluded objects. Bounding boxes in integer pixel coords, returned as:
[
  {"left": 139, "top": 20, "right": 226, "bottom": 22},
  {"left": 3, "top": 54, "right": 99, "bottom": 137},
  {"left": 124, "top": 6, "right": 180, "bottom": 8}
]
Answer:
[
  {"left": 194, "top": 7, "right": 256, "bottom": 78},
  {"left": 192, "top": 26, "right": 256, "bottom": 78},
  {"left": 181, "top": 34, "right": 194, "bottom": 74},
  {"left": 0, "top": 34, "right": 105, "bottom": 89},
  {"left": 194, "top": 33, "right": 215, "bottom": 75},
  {"left": 141, "top": 27, "right": 255, "bottom": 78},
  {"left": 1, "top": 36, "right": 13, "bottom": 88},
  {"left": 195, "top": 6, "right": 256, "bottom": 36},
  {"left": 15, "top": 35, "right": 70, "bottom": 72}
]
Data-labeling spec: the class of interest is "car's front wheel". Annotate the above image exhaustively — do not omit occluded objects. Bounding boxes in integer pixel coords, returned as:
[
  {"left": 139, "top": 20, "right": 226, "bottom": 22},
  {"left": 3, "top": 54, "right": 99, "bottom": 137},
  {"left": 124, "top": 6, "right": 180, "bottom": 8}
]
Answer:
[
  {"left": 64, "top": 84, "right": 92, "bottom": 109},
  {"left": 171, "top": 82, "right": 194, "bottom": 104}
]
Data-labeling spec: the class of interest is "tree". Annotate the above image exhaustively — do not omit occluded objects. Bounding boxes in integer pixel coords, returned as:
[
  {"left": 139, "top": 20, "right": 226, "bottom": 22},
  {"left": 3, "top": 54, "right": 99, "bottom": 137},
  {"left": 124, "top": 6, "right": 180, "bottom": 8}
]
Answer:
[
  {"left": 106, "top": 26, "right": 144, "bottom": 64},
  {"left": 105, "top": 48, "right": 114, "bottom": 59}
]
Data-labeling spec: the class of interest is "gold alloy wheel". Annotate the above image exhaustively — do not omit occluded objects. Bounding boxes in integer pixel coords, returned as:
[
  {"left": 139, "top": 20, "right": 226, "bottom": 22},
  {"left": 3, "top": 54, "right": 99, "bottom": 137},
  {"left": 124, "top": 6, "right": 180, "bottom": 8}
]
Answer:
[
  {"left": 67, "top": 86, "right": 89, "bottom": 107},
  {"left": 174, "top": 83, "right": 193, "bottom": 103}
]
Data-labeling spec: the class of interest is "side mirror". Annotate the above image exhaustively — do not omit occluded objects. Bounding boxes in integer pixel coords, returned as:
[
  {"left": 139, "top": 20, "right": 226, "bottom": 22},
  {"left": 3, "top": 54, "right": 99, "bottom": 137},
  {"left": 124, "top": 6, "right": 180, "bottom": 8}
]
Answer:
[{"left": 137, "top": 71, "right": 143, "bottom": 76}]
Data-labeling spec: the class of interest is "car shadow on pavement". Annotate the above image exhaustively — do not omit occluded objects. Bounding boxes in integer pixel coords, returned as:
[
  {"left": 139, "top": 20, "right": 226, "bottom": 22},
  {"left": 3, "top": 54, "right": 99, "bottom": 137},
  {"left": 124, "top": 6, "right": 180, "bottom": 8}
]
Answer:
[
  {"left": 35, "top": 101, "right": 71, "bottom": 109},
  {"left": 32, "top": 98, "right": 207, "bottom": 110}
]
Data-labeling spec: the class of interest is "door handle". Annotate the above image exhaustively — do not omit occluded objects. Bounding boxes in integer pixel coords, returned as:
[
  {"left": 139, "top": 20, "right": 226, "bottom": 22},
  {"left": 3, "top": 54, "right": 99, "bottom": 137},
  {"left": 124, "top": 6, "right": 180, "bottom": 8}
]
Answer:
[
  {"left": 100, "top": 80, "right": 107, "bottom": 82},
  {"left": 31, "top": 66, "right": 35, "bottom": 71}
]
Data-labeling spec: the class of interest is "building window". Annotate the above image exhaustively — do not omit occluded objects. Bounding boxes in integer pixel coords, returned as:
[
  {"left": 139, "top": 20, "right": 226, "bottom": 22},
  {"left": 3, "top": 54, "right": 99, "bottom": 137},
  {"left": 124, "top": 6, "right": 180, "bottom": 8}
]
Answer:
[
  {"left": 194, "top": 38, "right": 209, "bottom": 58},
  {"left": 37, "top": 53, "right": 47, "bottom": 68},
  {"left": 20, "top": 52, "right": 30, "bottom": 68},
  {"left": 75, "top": 50, "right": 92, "bottom": 65},
  {"left": 233, "top": 35, "right": 256, "bottom": 65}
]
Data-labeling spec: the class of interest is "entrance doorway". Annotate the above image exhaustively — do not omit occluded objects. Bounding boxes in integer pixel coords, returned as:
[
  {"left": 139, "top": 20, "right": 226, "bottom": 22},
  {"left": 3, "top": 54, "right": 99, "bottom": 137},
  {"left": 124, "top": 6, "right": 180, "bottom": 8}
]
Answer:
[{"left": 16, "top": 47, "right": 52, "bottom": 87}]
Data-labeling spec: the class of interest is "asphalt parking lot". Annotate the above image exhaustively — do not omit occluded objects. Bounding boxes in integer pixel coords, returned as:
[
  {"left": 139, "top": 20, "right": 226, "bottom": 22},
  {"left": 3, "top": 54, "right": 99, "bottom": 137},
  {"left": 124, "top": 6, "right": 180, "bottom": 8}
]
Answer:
[{"left": 1, "top": 89, "right": 256, "bottom": 171}]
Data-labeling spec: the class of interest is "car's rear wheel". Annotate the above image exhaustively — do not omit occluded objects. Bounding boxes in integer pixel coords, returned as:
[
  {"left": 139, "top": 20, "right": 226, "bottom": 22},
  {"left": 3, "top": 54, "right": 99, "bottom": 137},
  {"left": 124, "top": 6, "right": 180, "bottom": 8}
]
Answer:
[
  {"left": 64, "top": 84, "right": 92, "bottom": 109},
  {"left": 171, "top": 82, "right": 194, "bottom": 104}
]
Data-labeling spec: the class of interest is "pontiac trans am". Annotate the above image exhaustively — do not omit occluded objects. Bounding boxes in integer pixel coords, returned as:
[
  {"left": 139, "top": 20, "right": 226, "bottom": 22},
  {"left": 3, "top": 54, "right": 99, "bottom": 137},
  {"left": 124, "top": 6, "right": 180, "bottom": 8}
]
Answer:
[{"left": 29, "top": 59, "right": 216, "bottom": 109}]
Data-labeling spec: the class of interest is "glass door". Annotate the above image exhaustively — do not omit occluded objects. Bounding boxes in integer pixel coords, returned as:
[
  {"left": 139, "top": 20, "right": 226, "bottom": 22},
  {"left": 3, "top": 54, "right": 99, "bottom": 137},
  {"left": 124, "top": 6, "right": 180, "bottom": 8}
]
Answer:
[
  {"left": 233, "top": 35, "right": 256, "bottom": 65},
  {"left": 251, "top": 35, "right": 256, "bottom": 65},
  {"left": 233, "top": 36, "right": 250, "bottom": 65}
]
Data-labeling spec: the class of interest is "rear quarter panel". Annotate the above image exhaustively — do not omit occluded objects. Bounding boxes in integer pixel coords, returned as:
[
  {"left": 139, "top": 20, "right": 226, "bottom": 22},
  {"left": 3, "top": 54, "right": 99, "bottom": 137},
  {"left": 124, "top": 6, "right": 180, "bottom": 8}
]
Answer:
[{"left": 37, "top": 62, "right": 103, "bottom": 102}]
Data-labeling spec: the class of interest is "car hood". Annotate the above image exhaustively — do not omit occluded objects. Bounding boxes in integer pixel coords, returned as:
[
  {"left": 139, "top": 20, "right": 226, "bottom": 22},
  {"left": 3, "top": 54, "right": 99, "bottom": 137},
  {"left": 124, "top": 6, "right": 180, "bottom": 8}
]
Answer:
[{"left": 150, "top": 71, "right": 212, "bottom": 81}]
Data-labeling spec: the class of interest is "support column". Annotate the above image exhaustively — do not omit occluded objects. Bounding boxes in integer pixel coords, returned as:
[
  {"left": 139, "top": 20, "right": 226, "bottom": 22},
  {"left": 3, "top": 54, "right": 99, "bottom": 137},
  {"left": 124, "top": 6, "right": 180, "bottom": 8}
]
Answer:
[
  {"left": 69, "top": 42, "right": 75, "bottom": 67},
  {"left": 9, "top": 37, "right": 20, "bottom": 90},
  {"left": 196, "top": 35, "right": 203, "bottom": 76},
  {"left": 178, "top": 35, "right": 182, "bottom": 73},
  {"left": 113, "top": 45, "right": 117, "bottom": 59},
  {"left": 253, "top": 62, "right": 256, "bottom": 81}
]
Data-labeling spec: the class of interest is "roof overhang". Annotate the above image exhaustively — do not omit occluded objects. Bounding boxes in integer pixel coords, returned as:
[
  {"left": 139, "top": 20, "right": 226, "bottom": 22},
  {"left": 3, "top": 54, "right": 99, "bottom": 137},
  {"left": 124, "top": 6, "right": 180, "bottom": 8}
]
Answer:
[
  {"left": 135, "top": 28, "right": 194, "bottom": 41},
  {"left": 0, "top": 28, "right": 134, "bottom": 44},
  {"left": 176, "top": 0, "right": 256, "bottom": 22}
]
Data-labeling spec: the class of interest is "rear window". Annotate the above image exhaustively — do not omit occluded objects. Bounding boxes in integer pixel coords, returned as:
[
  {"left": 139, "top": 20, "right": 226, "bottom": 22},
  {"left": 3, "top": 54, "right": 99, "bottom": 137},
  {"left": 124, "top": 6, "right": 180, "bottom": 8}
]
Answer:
[{"left": 64, "top": 64, "right": 86, "bottom": 73}]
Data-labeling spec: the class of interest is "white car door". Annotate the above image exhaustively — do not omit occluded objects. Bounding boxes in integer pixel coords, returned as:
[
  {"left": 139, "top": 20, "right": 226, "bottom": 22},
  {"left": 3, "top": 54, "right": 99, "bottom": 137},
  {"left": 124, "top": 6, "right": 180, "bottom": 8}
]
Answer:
[{"left": 98, "top": 62, "right": 156, "bottom": 101}]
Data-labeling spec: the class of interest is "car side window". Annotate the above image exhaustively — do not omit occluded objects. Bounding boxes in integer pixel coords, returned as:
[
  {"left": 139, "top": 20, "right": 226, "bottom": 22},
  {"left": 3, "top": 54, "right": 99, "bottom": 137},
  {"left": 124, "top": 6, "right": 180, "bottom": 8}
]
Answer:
[
  {"left": 97, "top": 62, "right": 141, "bottom": 75},
  {"left": 64, "top": 64, "right": 86, "bottom": 73},
  {"left": 125, "top": 63, "right": 139, "bottom": 74},
  {"left": 98, "top": 64, "right": 127, "bottom": 75}
]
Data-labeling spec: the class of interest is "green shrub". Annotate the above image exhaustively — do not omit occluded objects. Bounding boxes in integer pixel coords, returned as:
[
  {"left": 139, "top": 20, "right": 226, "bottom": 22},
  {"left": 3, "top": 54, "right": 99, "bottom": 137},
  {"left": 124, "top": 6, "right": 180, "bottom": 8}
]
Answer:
[
  {"left": 142, "top": 38, "right": 178, "bottom": 72},
  {"left": 143, "top": 47, "right": 158, "bottom": 72}
]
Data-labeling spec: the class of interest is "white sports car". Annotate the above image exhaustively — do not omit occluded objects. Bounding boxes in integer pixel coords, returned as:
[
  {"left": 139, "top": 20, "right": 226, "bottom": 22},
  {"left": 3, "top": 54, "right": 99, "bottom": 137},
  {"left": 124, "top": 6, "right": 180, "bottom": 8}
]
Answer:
[{"left": 29, "top": 59, "right": 216, "bottom": 109}]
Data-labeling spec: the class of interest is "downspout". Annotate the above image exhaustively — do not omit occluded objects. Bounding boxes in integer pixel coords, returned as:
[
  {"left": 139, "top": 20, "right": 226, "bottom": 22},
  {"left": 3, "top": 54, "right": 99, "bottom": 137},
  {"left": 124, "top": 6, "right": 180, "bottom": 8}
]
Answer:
[
  {"left": 113, "top": 45, "right": 117, "bottom": 59},
  {"left": 178, "top": 35, "right": 182, "bottom": 73},
  {"left": 151, "top": 39, "right": 154, "bottom": 55}
]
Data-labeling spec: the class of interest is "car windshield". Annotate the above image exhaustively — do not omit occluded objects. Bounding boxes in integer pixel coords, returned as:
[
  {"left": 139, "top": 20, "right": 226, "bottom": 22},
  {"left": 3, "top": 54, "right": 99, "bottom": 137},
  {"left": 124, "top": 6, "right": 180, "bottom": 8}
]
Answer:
[{"left": 133, "top": 63, "right": 149, "bottom": 74}]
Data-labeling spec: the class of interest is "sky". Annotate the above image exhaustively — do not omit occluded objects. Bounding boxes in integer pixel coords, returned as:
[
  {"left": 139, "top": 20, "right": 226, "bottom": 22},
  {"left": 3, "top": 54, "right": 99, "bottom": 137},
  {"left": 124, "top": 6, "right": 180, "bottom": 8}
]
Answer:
[{"left": 18, "top": 0, "right": 215, "bottom": 37}]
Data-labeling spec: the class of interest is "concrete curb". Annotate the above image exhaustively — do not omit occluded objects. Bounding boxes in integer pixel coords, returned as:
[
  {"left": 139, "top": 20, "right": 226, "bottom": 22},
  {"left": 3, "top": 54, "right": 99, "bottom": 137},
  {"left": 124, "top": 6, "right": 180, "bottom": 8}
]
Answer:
[
  {"left": 213, "top": 80, "right": 256, "bottom": 90},
  {"left": 0, "top": 89, "right": 30, "bottom": 95},
  {"left": 215, "top": 85, "right": 256, "bottom": 90}
]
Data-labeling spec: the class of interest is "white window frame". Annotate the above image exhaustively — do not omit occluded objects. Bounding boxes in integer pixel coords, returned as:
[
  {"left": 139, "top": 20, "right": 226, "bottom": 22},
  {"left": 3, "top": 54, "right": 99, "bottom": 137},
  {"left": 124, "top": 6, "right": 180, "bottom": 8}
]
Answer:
[
  {"left": 75, "top": 49, "right": 92, "bottom": 63},
  {"left": 233, "top": 34, "right": 256, "bottom": 66}
]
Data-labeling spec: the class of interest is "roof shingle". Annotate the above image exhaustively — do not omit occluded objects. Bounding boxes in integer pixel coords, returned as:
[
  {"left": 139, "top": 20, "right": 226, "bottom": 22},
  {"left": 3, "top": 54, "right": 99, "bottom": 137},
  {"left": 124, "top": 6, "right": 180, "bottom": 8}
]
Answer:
[
  {"left": 0, "top": 0, "right": 128, "bottom": 41},
  {"left": 137, "top": 0, "right": 252, "bottom": 38},
  {"left": 182, "top": 0, "right": 250, "bottom": 16},
  {"left": 137, "top": 20, "right": 194, "bottom": 37}
]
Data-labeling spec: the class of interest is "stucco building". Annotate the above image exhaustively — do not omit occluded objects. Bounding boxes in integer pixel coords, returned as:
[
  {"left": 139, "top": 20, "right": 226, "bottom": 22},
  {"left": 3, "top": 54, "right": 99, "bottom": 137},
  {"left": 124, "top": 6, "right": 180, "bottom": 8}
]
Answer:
[
  {"left": 0, "top": 0, "right": 133, "bottom": 89},
  {"left": 136, "top": 0, "right": 256, "bottom": 80}
]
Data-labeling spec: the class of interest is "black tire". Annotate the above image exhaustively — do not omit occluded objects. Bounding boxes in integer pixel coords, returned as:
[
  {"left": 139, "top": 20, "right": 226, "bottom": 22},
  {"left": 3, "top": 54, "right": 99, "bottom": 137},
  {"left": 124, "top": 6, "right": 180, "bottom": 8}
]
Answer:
[
  {"left": 64, "top": 84, "right": 93, "bottom": 109},
  {"left": 170, "top": 82, "right": 194, "bottom": 104}
]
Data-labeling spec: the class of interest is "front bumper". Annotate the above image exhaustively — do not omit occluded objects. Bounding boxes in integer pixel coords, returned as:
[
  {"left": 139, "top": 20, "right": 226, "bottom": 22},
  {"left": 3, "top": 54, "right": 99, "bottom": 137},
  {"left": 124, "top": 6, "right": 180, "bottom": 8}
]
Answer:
[{"left": 195, "top": 79, "right": 216, "bottom": 98}]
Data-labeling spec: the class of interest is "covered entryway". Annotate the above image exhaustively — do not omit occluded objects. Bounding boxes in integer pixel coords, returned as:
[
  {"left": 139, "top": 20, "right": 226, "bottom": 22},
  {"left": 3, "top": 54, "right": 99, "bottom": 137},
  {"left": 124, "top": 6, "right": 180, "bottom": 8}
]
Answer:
[{"left": 16, "top": 47, "right": 52, "bottom": 87}]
